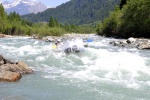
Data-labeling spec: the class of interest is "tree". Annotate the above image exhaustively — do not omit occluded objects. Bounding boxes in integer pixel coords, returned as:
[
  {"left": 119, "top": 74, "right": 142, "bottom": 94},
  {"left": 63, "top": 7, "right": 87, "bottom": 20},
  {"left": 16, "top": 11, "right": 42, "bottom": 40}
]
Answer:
[
  {"left": 97, "top": 0, "right": 150, "bottom": 38},
  {"left": 0, "top": 4, "right": 6, "bottom": 19},
  {"left": 49, "top": 16, "right": 55, "bottom": 27},
  {"left": 97, "top": 7, "right": 121, "bottom": 37},
  {"left": 0, "top": 4, "right": 7, "bottom": 33},
  {"left": 120, "top": 0, "right": 150, "bottom": 37},
  {"left": 119, "top": 0, "right": 126, "bottom": 9},
  {"left": 8, "top": 11, "right": 21, "bottom": 22}
]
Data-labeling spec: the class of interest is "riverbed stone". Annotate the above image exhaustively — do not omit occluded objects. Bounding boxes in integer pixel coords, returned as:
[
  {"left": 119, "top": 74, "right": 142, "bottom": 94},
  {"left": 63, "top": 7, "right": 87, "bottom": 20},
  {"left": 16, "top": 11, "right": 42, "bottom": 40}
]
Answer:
[
  {"left": 0, "top": 71, "right": 21, "bottom": 82},
  {"left": 0, "top": 61, "right": 33, "bottom": 74},
  {"left": 0, "top": 55, "right": 33, "bottom": 82},
  {"left": 120, "top": 40, "right": 127, "bottom": 44},
  {"left": 110, "top": 41, "right": 125, "bottom": 47},
  {"left": 3, "top": 59, "right": 14, "bottom": 64},
  {"left": 137, "top": 42, "right": 150, "bottom": 49},
  {"left": 127, "top": 37, "right": 136, "bottom": 44},
  {"left": 0, "top": 34, "right": 4, "bottom": 38},
  {"left": 0, "top": 55, "right": 3, "bottom": 61},
  {"left": 0, "top": 34, "right": 12, "bottom": 38},
  {"left": 0, "top": 60, "right": 4, "bottom": 66},
  {"left": 16, "top": 61, "right": 33, "bottom": 74}
]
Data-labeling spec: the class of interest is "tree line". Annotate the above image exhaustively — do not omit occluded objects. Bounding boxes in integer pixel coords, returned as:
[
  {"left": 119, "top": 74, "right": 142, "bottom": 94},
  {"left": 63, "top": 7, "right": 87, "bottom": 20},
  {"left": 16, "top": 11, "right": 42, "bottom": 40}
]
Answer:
[
  {"left": 96, "top": 0, "right": 150, "bottom": 38},
  {"left": 0, "top": 4, "right": 33, "bottom": 36},
  {"left": 0, "top": 4, "right": 95, "bottom": 36}
]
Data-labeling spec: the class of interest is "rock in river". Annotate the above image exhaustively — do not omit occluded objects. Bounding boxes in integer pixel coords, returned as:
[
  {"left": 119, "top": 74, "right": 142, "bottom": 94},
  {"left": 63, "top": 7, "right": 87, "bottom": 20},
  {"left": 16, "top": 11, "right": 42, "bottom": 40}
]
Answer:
[{"left": 0, "top": 55, "right": 33, "bottom": 82}]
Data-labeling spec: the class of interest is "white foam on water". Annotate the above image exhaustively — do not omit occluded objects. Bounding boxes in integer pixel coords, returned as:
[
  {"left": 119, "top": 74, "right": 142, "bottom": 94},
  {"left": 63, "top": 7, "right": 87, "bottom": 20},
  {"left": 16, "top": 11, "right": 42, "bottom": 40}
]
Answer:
[
  {"left": 16, "top": 45, "right": 37, "bottom": 56},
  {"left": 62, "top": 38, "right": 85, "bottom": 51},
  {"left": 72, "top": 69, "right": 100, "bottom": 81},
  {"left": 92, "top": 49, "right": 150, "bottom": 89},
  {"left": 33, "top": 41, "right": 39, "bottom": 45},
  {"left": 87, "top": 41, "right": 108, "bottom": 48},
  {"left": 1, "top": 37, "right": 150, "bottom": 91},
  {"left": 42, "top": 47, "right": 150, "bottom": 89},
  {"left": 2, "top": 45, "right": 16, "bottom": 51},
  {"left": 81, "top": 57, "right": 93, "bottom": 65},
  {"left": 34, "top": 40, "right": 150, "bottom": 90},
  {"left": 36, "top": 56, "right": 46, "bottom": 61}
]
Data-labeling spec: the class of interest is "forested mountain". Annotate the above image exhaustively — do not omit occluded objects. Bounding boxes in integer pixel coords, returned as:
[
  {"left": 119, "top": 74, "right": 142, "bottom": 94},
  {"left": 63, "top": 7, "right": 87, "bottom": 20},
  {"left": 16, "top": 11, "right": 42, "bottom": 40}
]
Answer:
[
  {"left": 22, "top": 0, "right": 120, "bottom": 25},
  {"left": 97, "top": 0, "right": 150, "bottom": 38}
]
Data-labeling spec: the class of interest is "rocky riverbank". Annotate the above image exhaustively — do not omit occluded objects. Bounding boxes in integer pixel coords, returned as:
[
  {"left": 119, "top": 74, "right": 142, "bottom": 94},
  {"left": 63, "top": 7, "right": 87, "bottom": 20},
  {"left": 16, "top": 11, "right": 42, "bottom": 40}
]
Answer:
[
  {"left": 0, "top": 55, "right": 33, "bottom": 82},
  {"left": 34, "top": 34, "right": 150, "bottom": 50},
  {"left": 2, "top": 33, "right": 150, "bottom": 50},
  {"left": 0, "top": 34, "right": 12, "bottom": 38},
  {"left": 32, "top": 33, "right": 93, "bottom": 42},
  {"left": 109, "top": 37, "right": 150, "bottom": 49}
]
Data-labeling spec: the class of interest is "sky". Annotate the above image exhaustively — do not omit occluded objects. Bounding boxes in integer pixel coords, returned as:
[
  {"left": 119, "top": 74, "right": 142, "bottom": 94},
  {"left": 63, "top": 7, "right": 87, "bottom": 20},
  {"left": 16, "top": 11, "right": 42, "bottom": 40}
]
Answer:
[{"left": 1, "top": 0, "right": 70, "bottom": 7}]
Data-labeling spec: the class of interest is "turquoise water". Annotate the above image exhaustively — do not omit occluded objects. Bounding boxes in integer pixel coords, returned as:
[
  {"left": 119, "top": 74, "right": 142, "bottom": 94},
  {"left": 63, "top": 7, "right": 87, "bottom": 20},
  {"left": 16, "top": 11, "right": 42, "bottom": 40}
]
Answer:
[{"left": 0, "top": 36, "right": 150, "bottom": 100}]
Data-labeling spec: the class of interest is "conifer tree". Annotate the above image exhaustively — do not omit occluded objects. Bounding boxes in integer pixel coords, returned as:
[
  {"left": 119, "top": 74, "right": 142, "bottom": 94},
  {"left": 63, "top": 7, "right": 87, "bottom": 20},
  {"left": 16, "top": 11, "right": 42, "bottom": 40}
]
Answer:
[
  {"left": 49, "top": 16, "right": 55, "bottom": 27},
  {"left": 0, "top": 4, "right": 7, "bottom": 32}
]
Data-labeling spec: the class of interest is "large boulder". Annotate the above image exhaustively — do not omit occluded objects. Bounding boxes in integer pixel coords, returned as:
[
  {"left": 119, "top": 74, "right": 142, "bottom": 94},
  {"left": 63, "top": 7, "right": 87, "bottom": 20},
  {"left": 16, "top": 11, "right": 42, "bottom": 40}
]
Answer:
[
  {"left": 3, "top": 59, "right": 14, "bottom": 64},
  {"left": 127, "top": 37, "right": 136, "bottom": 44},
  {"left": 0, "top": 63, "right": 33, "bottom": 74},
  {"left": 137, "top": 42, "right": 150, "bottom": 49},
  {"left": 0, "top": 55, "right": 33, "bottom": 82},
  {"left": 0, "top": 55, "right": 4, "bottom": 66},
  {"left": 0, "top": 55, "right": 3, "bottom": 61},
  {"left": 0, "top": 55, "right": 14, "bottom": 65},
  {"left": 16, "top": 61, "right": 33, "bottom": 74},
  {"left": 0, "top": 71, "right": 21, "bottom": 82}
]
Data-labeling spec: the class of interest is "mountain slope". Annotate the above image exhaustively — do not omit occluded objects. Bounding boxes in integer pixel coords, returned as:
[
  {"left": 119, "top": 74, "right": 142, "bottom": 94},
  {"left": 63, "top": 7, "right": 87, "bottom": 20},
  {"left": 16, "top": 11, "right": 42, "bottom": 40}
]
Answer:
[
  {"left": 22, "top": 0, "right": 120, "bottom": 25},
  {"left": 2, "top": 0, "right": 47, "bottom": 15}
]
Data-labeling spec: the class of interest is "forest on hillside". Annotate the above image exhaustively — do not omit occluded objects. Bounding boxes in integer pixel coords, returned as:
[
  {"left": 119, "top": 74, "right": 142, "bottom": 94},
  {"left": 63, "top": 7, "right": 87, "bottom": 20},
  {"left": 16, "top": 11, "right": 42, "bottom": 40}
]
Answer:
[
  {"left": 0, "top": 0, "right": 121, "bottom": 36},
  {"left": 0, "top": 4, "right": 95, "bottom": 37},
  {"left": 22, "top": 0, "right": 120, "bottom": 25},
  {"left": 1, "top": 0, "right": 149, "bottom": 38},
  {"left": 97, "top": 0, "right": 150, "bottom": 38}
]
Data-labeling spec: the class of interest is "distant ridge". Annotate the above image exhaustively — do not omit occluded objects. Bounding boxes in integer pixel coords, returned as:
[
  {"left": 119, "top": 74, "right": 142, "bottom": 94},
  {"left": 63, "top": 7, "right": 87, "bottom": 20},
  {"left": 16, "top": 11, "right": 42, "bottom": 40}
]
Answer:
[
  {"left": 22, "top": 0, "right": 120, "bottom": 25},
  {"left": 2, "top": 0, "right": 47, "bottom": 15}
]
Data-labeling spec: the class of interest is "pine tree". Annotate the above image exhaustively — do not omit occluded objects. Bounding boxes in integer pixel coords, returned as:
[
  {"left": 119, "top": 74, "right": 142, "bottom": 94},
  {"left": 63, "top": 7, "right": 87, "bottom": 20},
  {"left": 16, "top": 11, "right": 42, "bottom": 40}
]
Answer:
[
  {"left": 0, "top": 4, "right": 7, "bottom": 33},
  {"left": 49, "top": 16, "right": 55, "bottom": 27}
]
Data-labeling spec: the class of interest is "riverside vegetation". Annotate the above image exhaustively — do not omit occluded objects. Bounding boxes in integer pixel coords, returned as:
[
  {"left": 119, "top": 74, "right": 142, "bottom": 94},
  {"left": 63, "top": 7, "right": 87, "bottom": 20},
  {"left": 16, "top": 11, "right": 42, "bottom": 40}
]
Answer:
[
  {"left": 0, "top": 4, "right": 95, "bottom": 37},
  {"left": 0, "top": 0, "right": 149, "bottom": 38},
  {"left": 96, "top": 0, "right": 150, "bottom": 38},
  {"left": 0, "top": 0, "right": 121, "bottom": 37}
]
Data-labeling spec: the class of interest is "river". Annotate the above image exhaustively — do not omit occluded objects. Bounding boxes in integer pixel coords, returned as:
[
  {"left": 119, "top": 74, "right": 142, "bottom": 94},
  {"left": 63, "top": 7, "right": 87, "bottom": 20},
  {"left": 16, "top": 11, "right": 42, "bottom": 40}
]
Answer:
[{"left": 0, "top": 35, "right": 150, "bottom": 100}]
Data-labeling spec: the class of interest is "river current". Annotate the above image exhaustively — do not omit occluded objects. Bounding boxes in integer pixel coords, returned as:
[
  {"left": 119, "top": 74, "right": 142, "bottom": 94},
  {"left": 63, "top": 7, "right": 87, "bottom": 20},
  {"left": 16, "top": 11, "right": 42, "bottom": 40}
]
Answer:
[{"left": 0, "top": 35, "right": 150, "bottom": 100}]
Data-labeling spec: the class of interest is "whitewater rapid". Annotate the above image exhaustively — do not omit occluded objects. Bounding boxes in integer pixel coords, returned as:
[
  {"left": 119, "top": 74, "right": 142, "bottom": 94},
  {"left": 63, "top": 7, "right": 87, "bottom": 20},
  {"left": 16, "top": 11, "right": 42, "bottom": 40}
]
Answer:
[{"left": 0, "top": 36, "right": 150, "bottom": 100}]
